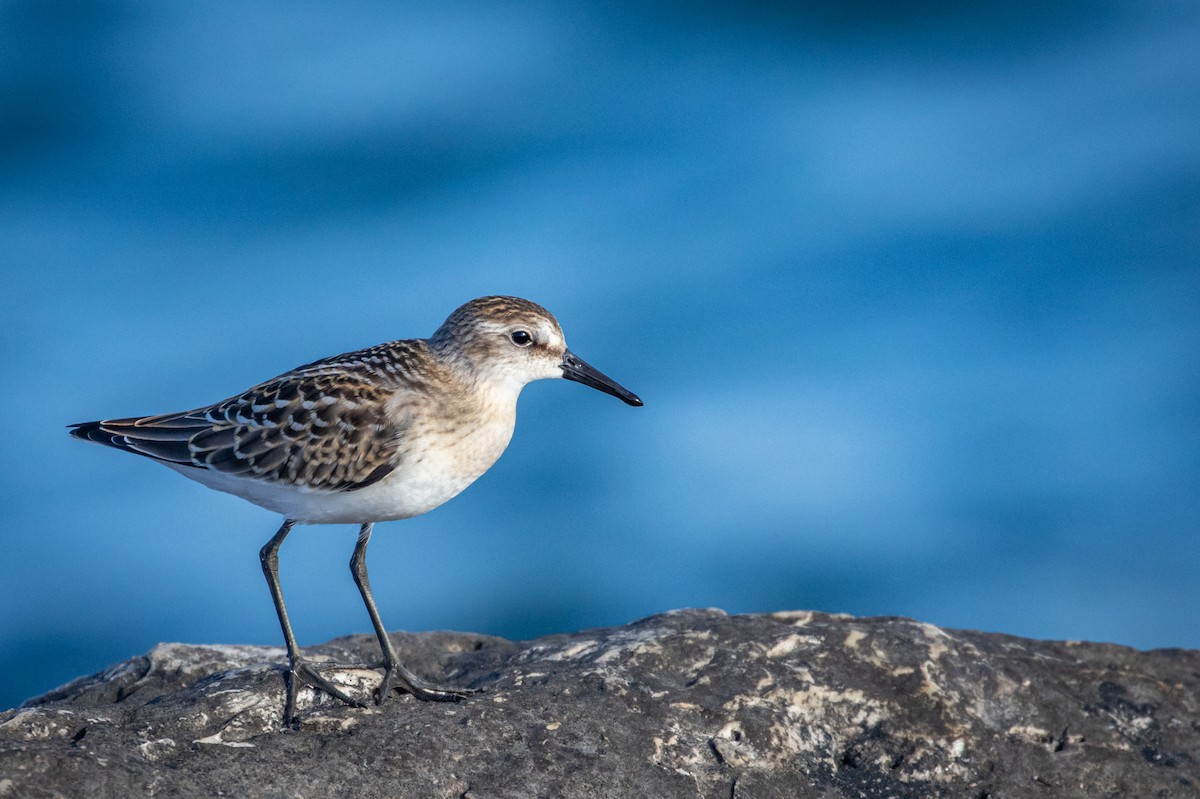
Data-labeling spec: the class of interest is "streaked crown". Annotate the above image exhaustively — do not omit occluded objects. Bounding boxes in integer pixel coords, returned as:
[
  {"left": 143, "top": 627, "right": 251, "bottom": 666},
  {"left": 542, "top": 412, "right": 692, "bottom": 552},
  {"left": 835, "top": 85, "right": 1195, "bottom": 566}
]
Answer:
[{"left": 429, "top": 296, "right": 569, "bottom": 388}]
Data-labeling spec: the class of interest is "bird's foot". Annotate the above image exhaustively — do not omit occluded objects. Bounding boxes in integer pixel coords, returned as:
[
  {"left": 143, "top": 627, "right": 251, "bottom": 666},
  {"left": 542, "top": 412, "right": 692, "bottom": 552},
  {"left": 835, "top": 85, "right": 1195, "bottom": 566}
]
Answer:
[
  {"left": 376, "top": 660, "right": 481, "bottom": 705},
  {"left": 281, "top": 658, "right": 369, "bottom": 727}
]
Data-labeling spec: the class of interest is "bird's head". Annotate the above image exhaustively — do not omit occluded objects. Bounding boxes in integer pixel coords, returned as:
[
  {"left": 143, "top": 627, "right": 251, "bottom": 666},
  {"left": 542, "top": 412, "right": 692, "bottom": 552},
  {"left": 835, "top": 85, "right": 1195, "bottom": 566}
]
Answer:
[{"left": 430, "top": 296, "right": 642, "bottom": 406}]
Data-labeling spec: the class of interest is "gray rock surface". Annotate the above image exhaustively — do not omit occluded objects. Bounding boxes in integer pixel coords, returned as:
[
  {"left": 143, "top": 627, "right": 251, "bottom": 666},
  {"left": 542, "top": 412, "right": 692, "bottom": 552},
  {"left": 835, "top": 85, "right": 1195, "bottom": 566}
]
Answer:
[{"left": 2, "top": 609, "right": 1198, "bottom": 798}]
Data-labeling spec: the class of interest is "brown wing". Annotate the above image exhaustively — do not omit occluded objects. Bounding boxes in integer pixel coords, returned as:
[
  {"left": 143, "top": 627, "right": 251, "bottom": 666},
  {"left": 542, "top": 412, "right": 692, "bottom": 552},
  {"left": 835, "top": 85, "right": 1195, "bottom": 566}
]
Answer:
[{"left": 69, "top": 370, "right": 402, "bottom": 492}]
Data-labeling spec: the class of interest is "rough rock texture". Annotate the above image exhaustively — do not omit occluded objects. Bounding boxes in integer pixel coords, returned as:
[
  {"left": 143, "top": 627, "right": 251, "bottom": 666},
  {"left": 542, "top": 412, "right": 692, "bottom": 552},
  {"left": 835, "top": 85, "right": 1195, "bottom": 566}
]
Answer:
[{"left": 3, "top": 609, "right": 1199, "bottom": 798}]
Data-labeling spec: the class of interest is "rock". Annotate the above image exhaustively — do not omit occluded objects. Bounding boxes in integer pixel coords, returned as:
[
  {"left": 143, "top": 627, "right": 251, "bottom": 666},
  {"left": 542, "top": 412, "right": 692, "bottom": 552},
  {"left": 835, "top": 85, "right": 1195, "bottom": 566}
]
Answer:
[{"left": 2, "top": 609, "right": 1198, "bottom": 798}]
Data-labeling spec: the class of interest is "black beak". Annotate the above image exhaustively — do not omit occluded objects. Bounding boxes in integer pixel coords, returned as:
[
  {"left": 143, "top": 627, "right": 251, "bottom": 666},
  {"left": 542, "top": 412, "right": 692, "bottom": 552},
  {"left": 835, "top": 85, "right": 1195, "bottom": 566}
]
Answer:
[{"left": 561, "top": 350, "right": 643, "bottom": 407}]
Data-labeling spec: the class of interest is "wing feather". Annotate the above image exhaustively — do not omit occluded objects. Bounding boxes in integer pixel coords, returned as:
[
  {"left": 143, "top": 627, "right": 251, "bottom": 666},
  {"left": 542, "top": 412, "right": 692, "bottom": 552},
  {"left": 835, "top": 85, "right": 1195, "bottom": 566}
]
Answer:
[{"left": 70, "top": 366, "right": 407, "bottom": 492}]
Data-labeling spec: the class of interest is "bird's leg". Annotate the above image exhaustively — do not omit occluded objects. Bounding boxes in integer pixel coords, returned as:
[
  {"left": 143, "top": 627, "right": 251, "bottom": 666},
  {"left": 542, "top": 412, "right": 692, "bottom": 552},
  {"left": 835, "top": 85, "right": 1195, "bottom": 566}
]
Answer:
[
  {"left": 259, "top": 519, "right": 366, "bottom": 726},
  {"left": 350, "top": 522, "right": 480, "bottom": 704}
]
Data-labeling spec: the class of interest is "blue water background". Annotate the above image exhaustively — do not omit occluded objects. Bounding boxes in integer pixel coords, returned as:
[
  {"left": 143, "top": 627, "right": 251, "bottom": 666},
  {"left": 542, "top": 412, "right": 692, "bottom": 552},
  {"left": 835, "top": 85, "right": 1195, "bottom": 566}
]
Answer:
[{"left": 2, "top": 1, "right": 1198, "bottom": 709}]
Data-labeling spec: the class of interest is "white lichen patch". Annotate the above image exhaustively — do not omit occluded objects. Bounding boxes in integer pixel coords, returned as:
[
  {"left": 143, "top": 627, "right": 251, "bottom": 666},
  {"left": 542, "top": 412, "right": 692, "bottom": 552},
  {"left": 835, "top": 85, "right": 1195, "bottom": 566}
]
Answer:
[
  {"left": 670, "top": 669, "right": 979, "bottom": 788},
  {"left": 174, "top": 661, "right": 376, "bottom": 741},
  {"left": 534, "top": 640, "right": 599, "bottom": 661},
  {"left": 528, "top": 625, "right": 702, "bottom": 699},
  {"left": 1008, "top": 725, "right": 1053, "bottom": 746},
  {"left": 714, "top": 684, "right": 892, "bottom": 769},
  {"left": 782, "top": 665, "right": 816, "bottom": 685},
  {"left": 146, "top": 642, "right": 279, "bottom": 680},
  {"left": 136, "top": 738, "right": 178, "bottom": 761},
  {"left": 0, "top": 709, "right": 75, "bottom": 741},
  {"left": 292, "top": 711, "right": 365, "bottom": 735},
  {"left": 918, "top": 660, "right": 944, "bottom": 699},
  {"left": 911, "top": 622, "right": 952, "bottom": 661},
  {"left": 193, "top": 733, "right": 256, "bottom": 748},
  {"left": 711, "top": 721, "right": 757, "bottom": 766},
  {"left": 438, "top": 639, "right": 482, "bottom": 654},
  {"left": 185, "top": 692, "right": 277, "bottom": 743},
  {"left": 766, "top": 634, "right": 819, "bottom": 658},
  {"left": 649, "top": 719, "right": 712, "bottom": 773},
  {"left": 900, "top": 622, "right": 971, "bottom": 709},
  {"left": 589, "top": 625, "right": 679, "bottom": 667},
  {"left": 770, "top": 610, "right": 856, "bottom": 627},
  {"left": 684, "top": 646, "right": 718, "bottom": 677},
  {"left": 669, "top": 702, "right": 703, "bottom": 712},
  {"left": 594, "top": 638, "right": 664, "bottom": 666},
  {"left": 700, "top": 616, "right": 984, "bottom": 780},
  {"left": 770, "top": 610, "right": 816, "bottom": 626},
  {"left": 650, "top": 734, "right": 672, "bottom": 765},
  {"left": 841, "top": 630, "right": 896, "bottom": 670},
  {"left": 510, "top": 671, "right": 547, "bottom": 687}
]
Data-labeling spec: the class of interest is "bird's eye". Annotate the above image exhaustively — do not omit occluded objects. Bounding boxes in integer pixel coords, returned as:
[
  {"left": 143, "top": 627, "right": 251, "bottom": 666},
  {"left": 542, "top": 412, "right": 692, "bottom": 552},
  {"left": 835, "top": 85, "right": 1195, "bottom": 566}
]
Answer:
[{"left": 510, "top": 330, "right": 533, "bottom": 347}]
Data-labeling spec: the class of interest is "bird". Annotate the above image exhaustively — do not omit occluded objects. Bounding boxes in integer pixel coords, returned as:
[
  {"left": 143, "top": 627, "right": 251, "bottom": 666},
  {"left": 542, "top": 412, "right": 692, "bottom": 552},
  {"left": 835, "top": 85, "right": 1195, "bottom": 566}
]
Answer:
[{"left": 69, "top": 296, "right": 642, "bottom": 726}]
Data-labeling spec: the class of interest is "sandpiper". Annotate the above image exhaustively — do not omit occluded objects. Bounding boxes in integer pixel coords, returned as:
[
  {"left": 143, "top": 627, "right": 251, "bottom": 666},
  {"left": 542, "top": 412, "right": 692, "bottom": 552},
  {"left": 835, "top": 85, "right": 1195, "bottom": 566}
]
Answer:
[{"left": 70, "top": 296, "right": 642, "bottom": 726}]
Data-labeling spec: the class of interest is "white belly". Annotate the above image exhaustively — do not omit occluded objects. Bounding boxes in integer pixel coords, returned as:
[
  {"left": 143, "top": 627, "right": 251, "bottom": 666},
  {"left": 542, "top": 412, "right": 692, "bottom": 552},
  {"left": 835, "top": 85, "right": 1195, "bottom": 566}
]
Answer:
[{"left": 164, "top": 412, "right": 516, "bottom": 525}]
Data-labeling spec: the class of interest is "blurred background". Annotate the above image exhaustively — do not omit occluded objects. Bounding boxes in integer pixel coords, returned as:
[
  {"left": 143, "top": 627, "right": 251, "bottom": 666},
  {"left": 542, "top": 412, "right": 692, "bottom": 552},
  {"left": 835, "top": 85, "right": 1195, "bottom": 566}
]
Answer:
[{"left": 2, "top": 0, "right": 1198, "bottom": 710}]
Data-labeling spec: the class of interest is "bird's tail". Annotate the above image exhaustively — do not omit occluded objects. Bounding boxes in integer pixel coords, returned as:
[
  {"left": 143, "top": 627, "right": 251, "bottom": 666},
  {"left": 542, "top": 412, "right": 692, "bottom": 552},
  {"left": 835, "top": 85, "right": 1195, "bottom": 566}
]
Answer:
[
  {"left": 68, "top": 420, "right": 110, "bottom": 445},
  {"left": 67, "top": 417, "right": 198, "bottom": 465}
]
